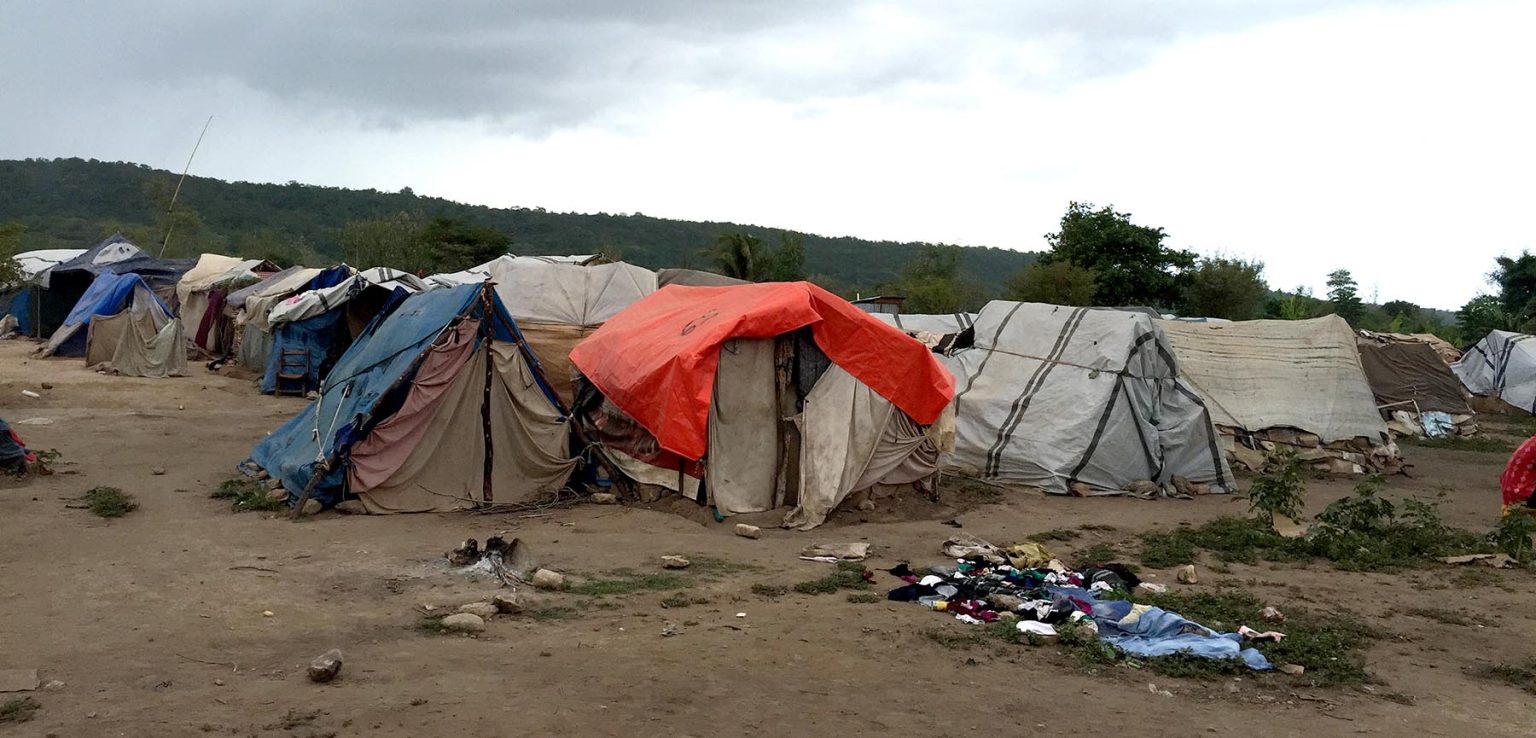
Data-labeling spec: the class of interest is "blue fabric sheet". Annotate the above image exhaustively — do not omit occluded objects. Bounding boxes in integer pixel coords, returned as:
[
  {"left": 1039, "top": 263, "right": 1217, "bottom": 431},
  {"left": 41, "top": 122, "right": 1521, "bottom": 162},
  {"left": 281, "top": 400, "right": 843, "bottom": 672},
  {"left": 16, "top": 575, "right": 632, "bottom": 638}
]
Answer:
[
  {"left": 51, "top": 272, "right": 172, "bottom": 357},
  {"left": 1092, "top": 600, "right": 1272, "bottom": 670}
]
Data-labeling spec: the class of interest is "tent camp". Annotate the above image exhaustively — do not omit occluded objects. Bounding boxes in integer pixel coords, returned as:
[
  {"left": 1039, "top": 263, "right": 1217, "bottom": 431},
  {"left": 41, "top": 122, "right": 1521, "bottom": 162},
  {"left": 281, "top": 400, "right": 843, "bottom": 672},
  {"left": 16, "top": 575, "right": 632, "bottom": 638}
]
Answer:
[
  {"left": 226, "top": 265, "right": 326, "bottom": 372},
  {"left": 38, "top": 272, "right": 186, "bottom": 376},
  {"left": 176, "top": 254, "right": 277, "bottom": 355},
  {"left": 1357, "top": 331, "right": 1474, "bottom": 436},
  {"left": 260, "top": 267, "right": 426, "bottom": 394},
  {"left": 1159, "top": 316, "right": 1396, "bottom": 473},
  {"left": 941, "top": 302, "right": 1232, "bottom": 496},
  {"left": 33, "top": 234, "right": 193, "bottom": 338},
  {"left": 1454, "top": 330, "right": 1536, "bottom": 414},
  {"left": 656, "top": 268, "right": 749, "bottom": 288},
  {"left": 872, "top": 312, "right": 976, "bottom": 335},
  {"left": 245, "top": 282, "right": 575, "bottom": 513},
  {"left": 1, "top": 249, "right": 85, "bottom": 336},
  {"left": 433, "top": 255, "right": 657, "bottom": 405},
  {"left": 570, "top": 281, "right": 955, "bottom": 530}
]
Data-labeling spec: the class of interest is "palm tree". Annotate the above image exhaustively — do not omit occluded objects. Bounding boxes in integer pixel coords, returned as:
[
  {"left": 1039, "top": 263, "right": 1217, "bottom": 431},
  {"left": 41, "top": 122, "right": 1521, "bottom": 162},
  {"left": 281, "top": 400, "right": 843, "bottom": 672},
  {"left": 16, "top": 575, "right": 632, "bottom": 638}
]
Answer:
[{"left": 707, "top": 232, "right": 763, "bottom": 281}]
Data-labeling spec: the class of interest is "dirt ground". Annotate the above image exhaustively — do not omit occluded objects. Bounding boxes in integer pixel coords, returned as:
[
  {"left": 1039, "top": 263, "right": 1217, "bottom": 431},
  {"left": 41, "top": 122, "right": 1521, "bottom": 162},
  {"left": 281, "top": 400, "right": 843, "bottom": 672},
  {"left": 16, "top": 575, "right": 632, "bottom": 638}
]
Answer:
[{"left": 2, "top": 338, "right": 1535, "bottom": 738}]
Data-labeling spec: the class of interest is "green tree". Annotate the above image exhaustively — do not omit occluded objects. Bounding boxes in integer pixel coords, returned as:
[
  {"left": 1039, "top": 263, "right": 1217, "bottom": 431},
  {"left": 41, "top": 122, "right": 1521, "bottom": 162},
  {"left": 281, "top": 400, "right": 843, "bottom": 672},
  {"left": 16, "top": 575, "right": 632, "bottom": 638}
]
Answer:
[
  {"left": 1042, "top": 202, "right": 1194, "bottom": 307},
  {"left": 1326, "top": 269, "right": 1365, "bottom": 326},
  {"left": 1458, "top": 295, "right": 1513, "bottom": 342},
  {"left": 144, "top": 177, "right": 206, "bottom": 258},
  {"left": 418, "top": 216, "right": 511, "bottom": 272},
  {"left": 340, "top": 212, "right": 430, "bottom": 272},
  {"left": 885, "top": 244, "right": 985, "bottom": 313},
  {"left": 1004, "top": 260, "right": 1097, "bottom": 306},
  {"left": 1180, "top": 256, "right": 1267, "bottom": 320},
  {"left": 763, "top": 232, "right": 806, "bottom": 282},
  {"left": 0, "top": 221, "right": 26, "bottom": 285},
  {"left": 1266, "top": 287, "right": 1326, "bottom": 320},
  {"left": 1490, "top": 251, "right": 1536, "bottom": 327},
  {"left": 708, "top": 232, "right": 765, "bottom": 281}
]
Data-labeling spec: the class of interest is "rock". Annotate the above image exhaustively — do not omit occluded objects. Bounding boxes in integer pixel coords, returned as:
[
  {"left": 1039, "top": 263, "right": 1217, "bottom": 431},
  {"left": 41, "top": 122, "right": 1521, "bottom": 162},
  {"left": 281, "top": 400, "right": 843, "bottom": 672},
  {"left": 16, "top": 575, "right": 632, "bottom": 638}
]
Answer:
[
  {"left": 255, "top": 469, "right": 270, "bottom": 480},
  {"left": 590, "top": 492, "right": 618, "bottom": 505},
  {"left": 300, "top": 498, "right": 323, "bottom": 516},
  {"left": 531, "top": 569, "right": 565, "bottom": 590},
  {"left": 150, "top": 466, "right": 166, "bottom": 476},
  {"left": 1068, "top": 482, "right": 1092, "bottom": 497},
  {"left": 1176, "top": 565, "right": 1198, "bottom": 584},
  {"left": 1171, "top": 475, "right": 1194, "bottom": 497},
  {"left": 266, "top": 477, "right": 285, "bottom": 491},
  {"left": 213, "top": 679, "right": 224, "bottom": 687},
  {"left": 1260, "top": 606, "right": 1286, "bottom": 623},
  {"left": 996, "top": 611, "right": 1020, "bottom": 623},
  {"left": 660, "top": 555, "right": 691, "bottom": 570},
  {"left": 262, "top": 610, "right": 275, "bottom": 617},
  {"left": 1190, "top": 483, "right": 1211, "bottom": 496},
  {"left": 20, "top": 389, "right": 40, "bottom": 399},
  {"left": 856, "top": 498, "right": 876, "bottom": 512},
  {"left": 307, "top": 649, "right": 344, "bottom": 683},
  {"left": 441, "top": 613, "right": 485, "bottom": 633},
  {"left": 42, "top": 680, "right": 65, "bottom": 691},
  {"left": 265, "top": 488, "right": 289, "bottom": 503},
  {"left": 40, "top": 382, "right": 53, "bottom": 390},
  {"left": 491, "top": 593, "right": 525, "bottom": 615},
  {"left": 457, "top": 602, "right": 499, "bottom": 619},
  {"left": 637, "top": 486, "right": 664, "bottom": 503},
  {"left": 986, "top": 594, "right": 1024, "bottom": 611},
  {"left": 1122, "top": 480, "right": 1160, "bottom": 496},
  {"left": 1278, "top": 663, "right": 1306, "bottom": 676},
  {"left": 334, "top": 500, "right": 366, "bottom": 515},
  {"left": 734, "top": 524, "right": 761, "bottom": 539}
]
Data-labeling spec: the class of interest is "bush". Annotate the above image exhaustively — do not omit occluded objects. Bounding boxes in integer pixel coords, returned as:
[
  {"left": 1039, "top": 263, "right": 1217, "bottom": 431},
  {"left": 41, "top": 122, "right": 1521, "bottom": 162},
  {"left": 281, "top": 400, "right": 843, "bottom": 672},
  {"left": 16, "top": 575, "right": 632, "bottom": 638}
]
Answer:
[
  {"left": 84, "top": 487, "right": 137, "bottom": 518},
  {"left": 1247, "top": 450, "right": 1307, "bottom": 523}
]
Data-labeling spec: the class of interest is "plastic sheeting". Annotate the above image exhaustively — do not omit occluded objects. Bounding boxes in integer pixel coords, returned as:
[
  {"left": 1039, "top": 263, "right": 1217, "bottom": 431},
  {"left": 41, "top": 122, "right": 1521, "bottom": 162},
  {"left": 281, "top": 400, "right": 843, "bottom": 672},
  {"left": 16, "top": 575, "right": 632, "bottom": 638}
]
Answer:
[
  {"left": 1159, "top": 316, "right": 1388, "bottom": 444},
  {"left": 87, "top": 310, "right": 187, "bottom": 377},
  {"left": 483, "top": 256, "right": 656, "bottom": 326},
  {"left": 42, "top": 272, "right": 173, "bottom": 358},
  {"left": 1357, "top": 338, "right": 1471, "bottom": 415},
  {"left": 871, "top": 312, "right": 976, "bottom": 335},
  {"left": 1454, "top": 330, "right": 1536, "bottom": 413},
  {"left": 571, "top": 282, "right": 956, "bottom": 461},
  {"left": 268, "top": 267, "right": 425, "bottom": 325},
  {"left": 656, "top": 268, "right": 748, "bottom": 288},
  {"left": 783, "top": 365, "right": 900, "bottom": 530},
  {"left": 943, "top": 302, "right": 1231, "bottom": 495}
]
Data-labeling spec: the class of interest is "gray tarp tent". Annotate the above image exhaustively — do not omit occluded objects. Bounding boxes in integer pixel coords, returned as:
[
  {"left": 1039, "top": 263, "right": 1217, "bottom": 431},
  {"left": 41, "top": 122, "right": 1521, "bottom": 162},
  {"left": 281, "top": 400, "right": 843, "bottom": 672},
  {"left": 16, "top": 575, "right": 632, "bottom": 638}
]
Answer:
[
  {"left": 1454, "top": 330, "right": 1536, "bottom": 413},
  {"left": 942, "top": 301, "right": 1232, "bottom": 495}
]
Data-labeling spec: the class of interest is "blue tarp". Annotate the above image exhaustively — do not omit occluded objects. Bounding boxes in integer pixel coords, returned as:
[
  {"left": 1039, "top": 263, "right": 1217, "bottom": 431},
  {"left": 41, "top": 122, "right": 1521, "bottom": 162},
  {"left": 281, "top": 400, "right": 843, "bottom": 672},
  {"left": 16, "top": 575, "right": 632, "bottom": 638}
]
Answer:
[
  {"left": 0, "top": 289, "right": 32, "bottom": 335},
  {"left": 246, "top": 283, "right": 562, "bottom": 506},
  {"left": 260, "top": 309, "right": 346, "bottom": 394},
  {"left": 50, "top": 272, "right": 171, "bottom": 357}
]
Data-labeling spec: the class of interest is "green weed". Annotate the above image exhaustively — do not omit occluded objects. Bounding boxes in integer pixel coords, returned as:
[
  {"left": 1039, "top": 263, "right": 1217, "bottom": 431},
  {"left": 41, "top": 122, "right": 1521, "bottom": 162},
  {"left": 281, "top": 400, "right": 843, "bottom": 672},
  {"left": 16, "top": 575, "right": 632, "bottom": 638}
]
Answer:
[
  {"left": 566, "top": 570, "right": 690, "bottom": 596},
  {"left": 0, "top": 697, "right": 39, "bottom": 724},
  {"left": 1246, "top": 450, "right": 1307, "bottom": 524},
  {"left": 750, "top": 583, "right": 788, "bottom": 598},
  {"left": 1491, "top": 513, "right": 1536, "bottom": 564},
  {"left": 846, "top": 592, "right": 882, "bottom": 604},
  {"left": 792, "top": 562, "right": 870, "bottom": 595},
  {"left": 84, "top": 486, "right": 137, "bottom": 518},
  {"left": 1031, "top": 529, "right": 1081, "bottom": 542},
  {"left": 1468, "top": 658, "right": 1536, "bottom": 695},
  {"left": 214, "top": 478, "right": 283, "bottom": 512},
  {"left": 1078, "top": 542, "right": 1119, "bottom": 567}
]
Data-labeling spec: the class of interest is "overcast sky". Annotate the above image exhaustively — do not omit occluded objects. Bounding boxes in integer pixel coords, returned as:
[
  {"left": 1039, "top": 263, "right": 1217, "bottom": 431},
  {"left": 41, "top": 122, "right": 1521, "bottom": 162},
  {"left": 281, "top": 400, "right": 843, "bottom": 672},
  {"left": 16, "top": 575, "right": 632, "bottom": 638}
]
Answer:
[{"left": 3, "top": 0, "right": 1532, "bottom": 309}]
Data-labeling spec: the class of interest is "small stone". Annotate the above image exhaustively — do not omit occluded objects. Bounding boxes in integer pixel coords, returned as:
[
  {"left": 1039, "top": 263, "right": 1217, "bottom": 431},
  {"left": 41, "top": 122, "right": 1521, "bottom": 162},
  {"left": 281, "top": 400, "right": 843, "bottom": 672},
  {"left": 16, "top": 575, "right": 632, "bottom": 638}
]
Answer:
[
  {"left": 1278, "top": 663, "right": 1305, "bottom": 676},
  {"left": 40, "top": 382, "right": 53, "bottom": 390},
  {"left": 255, "top": 469, "right": 270, "bottom": 480},
  {"left": 1190, "top": 483, "right": 1211, "bottom": 496},
  {"left": 1176, "top": 564, "right": 1198, "bottom": 584},
  {"left": 735, "top": 612, "right": 747, "bottom": 618},
  {"left": 307, "top": 649, "right": 344, "bottom": 682},
  {"left": 1260, "top": 606, "right": 1286, "bottom": 623},
  {"left": 457, "top": 602, "right": 499, "bottom": 619},
  {"left": 1122, "top": 480, "right": 1159, "bottom": 496},
  {"left": 590, "top": 492, "right": 618, "bottom": 505},
  {"left": 334, "top": 500, "right": 366, "bottom": 515},
  {"left": 262, "top": 610, "right": 275, "bottom": 617},
  {"left": 856, "top": 498, "right": 876, "bottom": 512},
  {"left": 986, "top": 594, "right": 1024, "bottom": 611},
  {"left": 1068, "top": 482, "right": 1092, "bottom": 497},
  {"left": 213, "top": 679, "right": 225, "bottom": 687},
  {"left": 660, "top": 555, "right": 691, "bottom": 570},
  {"left": 531, "top": 569, "right": 565, "bottom": 590},
  {"left": 265, "top": 488, "right": 289, "bottom": 503},
  {"left": 266, "top": 477, "right": 285, "bottom": 491},
  {"left": 1171, "top": 475, "right": 1194, "bottom": 497},
  {"left": 300, "top": 499, "right": 323, "bottom": 516},
  {"left": 441, "top": 613, "right": 486, "bottom": 633},
  {"left": 996, "top": 611, "right": 1020, "bottom": 623},
  {"left": 491, "top": 593, "right": 525, "bottom": 615},
  {"left": 150, "top": 466, "right": 166, "bottom": 476},
  {"left": 637, "top": 486, "right": 664, "bottom": 503},
  {"left": 734, "top": 524, "right": 761, "bottom": 539}
]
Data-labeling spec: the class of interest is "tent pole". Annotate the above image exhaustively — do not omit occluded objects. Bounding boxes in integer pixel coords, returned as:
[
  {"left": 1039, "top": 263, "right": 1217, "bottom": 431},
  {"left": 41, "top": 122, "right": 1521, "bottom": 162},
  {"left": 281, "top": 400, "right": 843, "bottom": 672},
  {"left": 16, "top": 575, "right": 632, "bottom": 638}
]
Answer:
[
  {"left": 158, "top": 115, "right": 214, "bottom": 259},
  {"left": 288, "top": 466, "right": 326, "bottom": 520}
]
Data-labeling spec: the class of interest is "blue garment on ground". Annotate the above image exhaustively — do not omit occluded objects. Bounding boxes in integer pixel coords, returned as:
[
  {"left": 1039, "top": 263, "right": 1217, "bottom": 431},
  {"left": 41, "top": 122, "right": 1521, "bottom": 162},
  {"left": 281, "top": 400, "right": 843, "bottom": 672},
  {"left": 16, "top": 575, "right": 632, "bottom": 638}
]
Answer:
[{"left": 1093, "top": 601, "right": 1272, "bottom": 670}]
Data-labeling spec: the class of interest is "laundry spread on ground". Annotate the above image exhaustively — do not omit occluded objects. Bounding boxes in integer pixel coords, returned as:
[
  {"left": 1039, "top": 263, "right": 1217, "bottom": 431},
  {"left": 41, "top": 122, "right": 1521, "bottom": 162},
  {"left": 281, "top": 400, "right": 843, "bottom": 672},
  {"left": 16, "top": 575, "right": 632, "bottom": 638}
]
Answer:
[{"left": 887, "top": 538, "right": 1278, "bottom": 670}]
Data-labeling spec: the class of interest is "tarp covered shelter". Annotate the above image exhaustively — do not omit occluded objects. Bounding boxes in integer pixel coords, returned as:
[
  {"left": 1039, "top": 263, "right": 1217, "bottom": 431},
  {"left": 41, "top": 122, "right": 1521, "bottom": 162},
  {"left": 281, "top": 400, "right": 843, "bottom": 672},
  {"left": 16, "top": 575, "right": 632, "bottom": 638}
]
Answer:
[
  {"left": 570, "top": 281, "right": 956, "bottom": 529},
  {"left": 0, "top": 249, "right": 84, "bottom": 337},
  {"left": 1454, "top": 331, "right": 1536, "bottom": 413},
  {"left": 260, "top": 267, "right": 423, "bottom": 394},
  {"left": 33, "top": 234, "right": 194, "bottom": 338},
  {"left": 176, "top": 254, "right": 277, "bottom": 355},
  {"left": 872, "top": 312, "right": 976, "bottom": 335},
  {"left": 245, "top": 282, "right": 575, "bottom": 513},
  {"left": 941, "top": 302, "right": 1231, "bottom": 495},
  {"left": 1159, "top": 315, "right": 1395, "bottom": 473},
  {"left": 1357, "top": 333, "right": 1472, "bottom": 415},
  {"left": 227, "top": 266, "right": 325, "bottom": 372},
  {"left": 40, "top": 272, "right": 186, "bottom": 376},
  {"left": 656, "top": 268, "right": 749, "bottom": 288}
]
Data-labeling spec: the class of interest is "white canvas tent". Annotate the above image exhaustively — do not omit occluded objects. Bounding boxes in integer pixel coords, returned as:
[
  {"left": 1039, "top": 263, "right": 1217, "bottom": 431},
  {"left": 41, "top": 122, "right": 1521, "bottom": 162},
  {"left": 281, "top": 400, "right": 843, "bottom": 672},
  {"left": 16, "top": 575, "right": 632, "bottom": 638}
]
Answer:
[
  {"left": 176, "top": 254, "right": 274, "bottom": 354},
  {"left": 13, "top": 249, "right": 86, "bottom": 282},
  {"left": 872, "top": 312, "right": 976, "bottom": 335},
  {"left": 1159, "top": 315, "right": 1396, "bottom": 473},
  {"left": 942, "top": 301, "right": 1232, "bottom": 495},
  {"left": 1453, "top": 330, "right": 1536, "bottom": 413}
]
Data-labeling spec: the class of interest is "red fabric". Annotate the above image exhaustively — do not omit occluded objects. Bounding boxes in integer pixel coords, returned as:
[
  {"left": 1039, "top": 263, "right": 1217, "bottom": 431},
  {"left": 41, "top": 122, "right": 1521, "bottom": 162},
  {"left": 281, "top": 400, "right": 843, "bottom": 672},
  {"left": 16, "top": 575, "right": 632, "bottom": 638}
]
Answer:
[
  {"left": 8, "top": 429, "right": 35, "bottom": 463},
  {"left": 569, "top": 282, "right": 956, "bottom": 461},
  {"left": 1501, "top": 435, "right": 1536, "bottom": 507}
]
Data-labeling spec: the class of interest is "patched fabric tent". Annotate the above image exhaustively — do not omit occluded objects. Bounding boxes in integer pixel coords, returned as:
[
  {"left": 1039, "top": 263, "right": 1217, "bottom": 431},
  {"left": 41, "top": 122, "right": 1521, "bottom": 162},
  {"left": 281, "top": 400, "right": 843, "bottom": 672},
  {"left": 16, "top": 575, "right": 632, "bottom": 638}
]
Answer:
[
  {"left": 942, "top": 302, "right": 1231, "bottom": 496},
  {"left": 40, "top": 272, "right": 186, "bottom": 376},
  {"left": 1357, "top": 331, "right": 1473, "bottom": 435},
  {"left": 245, "top": 282, "right": 575, "bottom": 513},
  {"left": 227, "top": 265, "right": 326, "bottom": 372},
  {"left": 570, "top": 281, "right": 955, "bottom": 529},
  {"left": 1160, "top": 316, "right": 1396, "bottom": 474},
  {"left": 261, "top": 267, "right": 424, "bottom": 394},
  {"left": 35, "top": 234, "right": 193, "bottom": 337},
  {"left": 1454, "top": 330, "right": 1536, "bottom": 414},
  {"left": 176, "top": 254, "right": 277, "bottom": 355}
]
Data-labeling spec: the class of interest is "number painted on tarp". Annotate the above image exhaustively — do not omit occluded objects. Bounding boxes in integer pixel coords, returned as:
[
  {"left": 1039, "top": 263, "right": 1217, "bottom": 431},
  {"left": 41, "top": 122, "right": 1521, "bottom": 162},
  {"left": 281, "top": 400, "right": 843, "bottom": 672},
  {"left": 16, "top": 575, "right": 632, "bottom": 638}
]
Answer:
[{"left": 681, "top": 308, "right": 720, "bottom": 336}]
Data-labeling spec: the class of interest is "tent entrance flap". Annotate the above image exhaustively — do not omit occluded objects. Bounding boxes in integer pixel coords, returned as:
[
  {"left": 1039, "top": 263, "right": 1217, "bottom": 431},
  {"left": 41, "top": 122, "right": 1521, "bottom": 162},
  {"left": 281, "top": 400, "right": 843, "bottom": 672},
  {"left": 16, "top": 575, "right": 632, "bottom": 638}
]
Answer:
[{"left": 706, "top": 338, "right": 780, "bottom": 516}]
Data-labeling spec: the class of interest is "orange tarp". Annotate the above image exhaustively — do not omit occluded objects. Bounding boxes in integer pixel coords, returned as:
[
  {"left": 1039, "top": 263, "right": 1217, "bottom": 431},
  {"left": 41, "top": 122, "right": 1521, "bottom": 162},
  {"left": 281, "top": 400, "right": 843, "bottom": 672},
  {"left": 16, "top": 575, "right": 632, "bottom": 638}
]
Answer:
[{"left": 570, "top": 282, "right": 955, "bottom": 461}]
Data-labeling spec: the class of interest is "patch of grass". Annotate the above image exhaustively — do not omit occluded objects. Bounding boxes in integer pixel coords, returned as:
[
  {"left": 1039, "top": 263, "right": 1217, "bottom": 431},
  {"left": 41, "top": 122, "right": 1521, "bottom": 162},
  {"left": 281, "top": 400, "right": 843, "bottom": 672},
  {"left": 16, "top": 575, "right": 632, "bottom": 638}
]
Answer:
[
  {"left": 1451, "top": 568, "right": 1506, "bottom": 589},
  {"left": 924, "top": 626, "right": 991, "bottom": 650},
  {"left": 660, "top": 592, "right": 711, "bottom": 609},
  {"left": 792, "top": 562, "right": 870, "bottom": 595},
  {"left": 1468, "top": 658, "right": 1536, "bottom": 695},
  {"left": 1139, "top": 531, "right": 1200, "bottom": 568},
  {"left": 529, "top": 606, "right": 577, "bottom": 621},
  {"left": 0, "top": 697, "right": 39, "bottom": 724},
  {"left": 1031, "top": 528, "right": 1081, "bottom": 542},
  {"left": 566, "top": 570, "right": 690, "bottom": 597},
  {"left": 214, "top": 478, "right": 283, "bottom": 512},
  {"left": 1402, "top": 435, "right": 1516, "bottom": 453},
  {"left": 686, "top": 556, "right": 760, "bottom": 577},
  {"left": 750, "top": 583, "right": 788, "bottom": 598},
  {"left": 846, "top": 592, "right": 882, "bottom": 604},
  {"left": 1141, "top": 652, "right": 1247, "bottom": 679},
  {"left": 1079, "top": 523, "right": 1118, "bottom": 532},
  {"left": 84, "top": 486, "right": 137, "bottom": 518},
  {"left": 1407, "top": 607, "right": 1490, "bottom": 627},
  {"left": 946, "top": 476, "right": 1004, "bottom": 503},
  {"left": 1057, "top": 624, "right": 1119, "bottom": 666},
  {"left": 1078, "top": 542, "right": 1119, "bottom": 567}
]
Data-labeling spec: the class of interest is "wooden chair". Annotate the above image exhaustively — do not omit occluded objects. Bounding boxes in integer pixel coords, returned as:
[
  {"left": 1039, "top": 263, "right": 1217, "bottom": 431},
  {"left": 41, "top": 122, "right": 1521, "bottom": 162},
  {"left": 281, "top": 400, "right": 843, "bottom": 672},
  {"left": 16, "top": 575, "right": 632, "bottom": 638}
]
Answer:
[{"left": 275, "top": 348, "right": 310, "bottom": 396}]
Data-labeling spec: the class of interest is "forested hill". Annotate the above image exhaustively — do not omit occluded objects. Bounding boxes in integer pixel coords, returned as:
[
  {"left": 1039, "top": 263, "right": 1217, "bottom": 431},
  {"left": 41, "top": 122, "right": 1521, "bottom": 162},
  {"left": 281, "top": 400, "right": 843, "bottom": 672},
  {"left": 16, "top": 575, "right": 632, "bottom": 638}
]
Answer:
[{"left": 0, "top": 158, "right": 1037, "bottom": 293}]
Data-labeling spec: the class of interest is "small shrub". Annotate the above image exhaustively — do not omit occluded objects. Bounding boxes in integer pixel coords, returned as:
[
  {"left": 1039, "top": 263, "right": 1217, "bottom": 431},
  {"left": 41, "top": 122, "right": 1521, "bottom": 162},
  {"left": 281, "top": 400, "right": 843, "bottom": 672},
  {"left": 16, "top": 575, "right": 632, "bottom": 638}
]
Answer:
[
  {"left": 793, "top": 564, "right": 870, "bottom": 595},
  {"left": 1468, "top": 658, "right": 1536, "bottom": 695},
  {"left": 215, "top": 478, "right": 283, "bottom": 513},
  {"left": 846, "top": 592, "right": 881, "bottom": 604},
  {"left": 0, "top": 697, "right": 39, "bottom": 724},
  {"left": 1247, "top": 450, "right": 1307, "bottom": 523},
  {"left": 84, "top": 486, "right": 137, "bottom": 518},
  {"left": 750, "top": 583, "right": 788, "bottom": 598},
  {"left": 1491, "top": 513, "right": 1536, "bottom": 564}
]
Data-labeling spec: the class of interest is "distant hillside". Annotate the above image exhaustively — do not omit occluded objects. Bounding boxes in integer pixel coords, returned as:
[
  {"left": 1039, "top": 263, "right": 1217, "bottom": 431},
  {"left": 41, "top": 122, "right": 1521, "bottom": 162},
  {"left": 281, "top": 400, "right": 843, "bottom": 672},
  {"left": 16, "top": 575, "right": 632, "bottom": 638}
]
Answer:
[{"left": 0, "top": 158, "right": 1037, "bottom": 295}]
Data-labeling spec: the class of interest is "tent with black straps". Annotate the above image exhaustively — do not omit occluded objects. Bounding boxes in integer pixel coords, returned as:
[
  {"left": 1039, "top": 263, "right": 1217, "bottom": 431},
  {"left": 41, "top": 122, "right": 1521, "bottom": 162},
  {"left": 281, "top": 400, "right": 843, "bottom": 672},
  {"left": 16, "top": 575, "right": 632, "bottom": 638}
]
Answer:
[
  {"left": 244, "top": 282, "right": 576, "bottom": 513},
  {"left": 1454, "top": 330, "right": 1536, "bottom": 414},
  {"left": 942, "top": 301, "right": 1232, "bottom": 495},
  {"left": 260, "top": 267, "right": 426, "bottom": 394}
]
